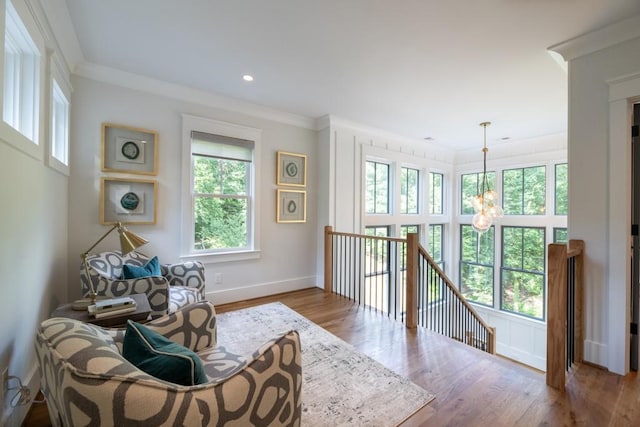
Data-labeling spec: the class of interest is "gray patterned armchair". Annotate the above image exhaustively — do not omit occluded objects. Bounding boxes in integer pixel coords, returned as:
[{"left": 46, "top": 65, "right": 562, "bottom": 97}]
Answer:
[
  {"left": 80, "top": 251, "right": 205, "bottom": 318},
  {"left": 35, "top": 301, "right": 302, "bottom": 426}
]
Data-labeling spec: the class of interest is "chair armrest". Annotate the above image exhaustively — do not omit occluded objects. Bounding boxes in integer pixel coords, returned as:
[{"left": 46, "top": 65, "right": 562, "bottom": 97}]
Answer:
[
  {"left": 161, "top": 261, "right": 205, "bottom": 299},
  {"left": 142, "top": 300, "right": 217, "bottom": 351},
  {"left": 92, "top": 276, "right": 170, "bottom": 318}
]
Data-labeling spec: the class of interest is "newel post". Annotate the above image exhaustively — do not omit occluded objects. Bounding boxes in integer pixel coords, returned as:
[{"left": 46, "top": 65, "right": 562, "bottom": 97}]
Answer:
[
  {"left": 406, "top": 232, "right": 418, "bottom": 329},
  {"left": 546, "top": 243, "right": 567, "bottom": 391},
  {"left": 324, "top": 226, "right": 333, "bottom": 293}
]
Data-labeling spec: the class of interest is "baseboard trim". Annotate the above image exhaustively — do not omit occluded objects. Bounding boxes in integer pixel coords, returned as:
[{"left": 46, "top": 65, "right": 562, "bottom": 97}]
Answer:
[
  {"left": 206, "top": 276, "right": 319, "bottom": 305},
  {"left": 584, "top": 339, "right": 608, "bottom": 368}
]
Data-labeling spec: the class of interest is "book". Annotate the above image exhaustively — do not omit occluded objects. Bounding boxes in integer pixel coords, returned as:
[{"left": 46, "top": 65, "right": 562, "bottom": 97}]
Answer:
[
  {"left": 88, "top": 301, "right": 137, "bottom": 316},
  {"left": 91, "top": 305, "right": 137, "bottom": 319},
  {"left": 94, "top": 297, "right": 135, "bottom": 310}
]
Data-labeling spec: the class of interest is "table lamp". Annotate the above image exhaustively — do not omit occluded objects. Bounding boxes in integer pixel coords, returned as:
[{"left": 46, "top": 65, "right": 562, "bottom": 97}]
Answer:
[{"left": 72, "top": 221, "right": 148, "bottom": 310}]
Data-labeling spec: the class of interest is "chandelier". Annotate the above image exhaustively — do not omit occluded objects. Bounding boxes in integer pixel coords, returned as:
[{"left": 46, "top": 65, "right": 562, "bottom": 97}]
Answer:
[{"left": 471, "top": 122, "right": 503, "bottom": 233}]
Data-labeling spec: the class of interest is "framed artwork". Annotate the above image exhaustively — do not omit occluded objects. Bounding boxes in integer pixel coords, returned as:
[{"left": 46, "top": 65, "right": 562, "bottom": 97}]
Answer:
[
  {"left": 101, "top": 177, "right": 157, "bottom": 224},
  {"left": 102, "top": 123, "right": 158, "bottom": 175},
  {"left": 277, "top": 151, "right": 306, "bottom": 187},
  {"left": 276, "top": 189, "right": 306, "bottom": 223}
]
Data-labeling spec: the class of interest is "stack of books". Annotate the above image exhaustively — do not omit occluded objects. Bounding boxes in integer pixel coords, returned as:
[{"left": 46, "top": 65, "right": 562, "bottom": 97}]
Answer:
[{"left": 88, "top": 297, "right": 137, "bottom": 319}]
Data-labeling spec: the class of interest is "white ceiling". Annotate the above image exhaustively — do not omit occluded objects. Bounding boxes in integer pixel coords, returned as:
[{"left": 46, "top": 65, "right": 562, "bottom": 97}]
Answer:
[{"left": 63, "top": 0, "right": 640, "bottom": 150}]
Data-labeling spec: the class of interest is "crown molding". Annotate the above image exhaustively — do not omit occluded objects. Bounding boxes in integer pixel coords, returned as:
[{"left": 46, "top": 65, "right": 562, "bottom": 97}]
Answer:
[
  {"left": 549, "top": 14, "right": 640, "bottom": 61},
  {"left": 74, "top": 62, "right": 317, "bottom": 131}
]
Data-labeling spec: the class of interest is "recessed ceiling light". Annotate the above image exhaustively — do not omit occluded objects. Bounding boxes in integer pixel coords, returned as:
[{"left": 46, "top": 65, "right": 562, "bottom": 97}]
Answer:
[
  {"left": 423, "top": 137, "right": 434, "bottom": 141},
  {"left": 242, "top": 74, "right": 254, "bottom": 82},
  {"left": 501, "top": 137, "right": 510, "bottom": 141}
]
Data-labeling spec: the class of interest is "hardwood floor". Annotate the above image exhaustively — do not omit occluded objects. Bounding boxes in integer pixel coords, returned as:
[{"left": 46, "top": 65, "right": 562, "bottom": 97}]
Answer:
[{"left": 24, "top": 288, "right": 640, "bottom": 426}]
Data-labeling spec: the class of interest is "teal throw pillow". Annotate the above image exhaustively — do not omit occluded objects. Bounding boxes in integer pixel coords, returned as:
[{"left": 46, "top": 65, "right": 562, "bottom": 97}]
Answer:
[
  {"left": 122, "top": 320, "right": 208, "bottom": 386},
  {"left": 122, "top": 256, "right": 160, "bottom": 279}
]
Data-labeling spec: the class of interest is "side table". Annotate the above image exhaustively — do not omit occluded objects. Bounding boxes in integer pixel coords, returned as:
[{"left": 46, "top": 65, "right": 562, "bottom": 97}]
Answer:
[{"left": 51, "top": 293, "right": 151, "bottom": 327}]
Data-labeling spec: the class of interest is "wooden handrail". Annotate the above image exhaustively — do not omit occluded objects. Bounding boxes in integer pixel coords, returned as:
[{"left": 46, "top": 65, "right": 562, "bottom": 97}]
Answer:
[
  {"left": 546, "top": 239, "right": 585, "bottom": 391},
  {"left": 418, "top": 245, "right": 496, "bottom": 353},
  {"left": 324, "top": 226, "right": 496, "bottom": 354}
]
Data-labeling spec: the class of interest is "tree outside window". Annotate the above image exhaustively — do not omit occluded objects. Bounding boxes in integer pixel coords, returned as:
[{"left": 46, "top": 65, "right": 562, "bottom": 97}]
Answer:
[
  {"left": 460, "top": 224, "right": 494, "bottom": 306},
  {"left": 430, "top": 172, "right": 443, "bottom": 215},
  {"left": 366, "top": 161, "right": 389, "bottom": 214},
  {"left": 501, "top": 226, "right": 545, "bottom": 319},
  {"left": 502, "top": 166, "right": 546, "bottom": 215},
  {"left": 400, "top": 167, "right": 419, "bottom": 214},
  {"left": 555, "top": 163, "right": 568, "bottom": 215}
]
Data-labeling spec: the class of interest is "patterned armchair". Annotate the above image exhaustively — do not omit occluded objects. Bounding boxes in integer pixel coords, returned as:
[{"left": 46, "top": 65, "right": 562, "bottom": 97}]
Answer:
[
  {"left": 35, "top": 301, "right": 302, "bottom": 426},
  {"left": 80, "top": 251, "right": 205, "bottom": 318}
]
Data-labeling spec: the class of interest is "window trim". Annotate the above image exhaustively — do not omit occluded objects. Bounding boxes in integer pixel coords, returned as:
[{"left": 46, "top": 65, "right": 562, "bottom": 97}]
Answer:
[
  {"left": 47, "top": 76, "right": 70, "bottom": 175},
  {"left": 0, "top": 0, "right": 44, "bottom": 160},
  {"left": 181, "top": 114, "right": 262, "bottom": 263}
]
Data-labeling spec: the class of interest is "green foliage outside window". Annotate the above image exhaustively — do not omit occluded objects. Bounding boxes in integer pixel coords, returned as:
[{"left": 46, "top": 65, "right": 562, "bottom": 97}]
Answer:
[
  {"left": 461, "top": 172, "right": 495, "bottom": 215},
  {"left": 401, "top": 167, "right": 419, "bottom": 214},
  {"left": 460, "top": 224, "right": 494, "bottom": 306},
  {"left": 193, "top": 155, "right": 249, "bottom": 250},
  {"left": 501, "top": 226, "right": 545, "bottom": 319},
  {"left": 555, "top": 163, "right": 568, "bottom": 215},
  {"left": 366, "top": 161, "right": 389, "bottom": 214},
  {"left": 553, "top": 227, "right": 568, "bottom": 243},
  {"left": 430, "top": 172, "right": 443, "bottom": 214},
  {"left": 502, "top": 166, "right": 546, "bottom": 215}
]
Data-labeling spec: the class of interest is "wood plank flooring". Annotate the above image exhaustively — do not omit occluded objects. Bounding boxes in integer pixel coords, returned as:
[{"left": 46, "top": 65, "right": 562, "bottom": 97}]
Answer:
[{"left": 23, "top": 287, "right": 640, "bottom": 426}]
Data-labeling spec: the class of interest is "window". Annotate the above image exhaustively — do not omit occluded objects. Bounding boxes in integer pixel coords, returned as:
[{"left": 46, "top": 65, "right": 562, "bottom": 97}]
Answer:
[
  {"left": 430, "top": 172, "right": 443, "bottom": 214},
  {"left": 555, "top": 163, "right": 568, "bottom": 215},
  {"left": 461, "top": 172, "right": 495, "bottom": 215},
  {"left": 191, "top": 132, "right": 252, "bottom": 251},
  {"left": 366, "top": 161, "right": 389, "bottom": 214},
  {"left": 364, "top": 226, "right": 391, "bottom": 311},
  {"left": 182, "top": 115, "right": 261, "bottom": 261},
  {"left": 502, "top": 166, "right": 546, "bottom": 215},
  {"left": 553, "top": 227, "right": 568, "bottom": 243},
  {"left": 3, "top": 0, "right": 40, "bottom": 143},
  {"left": 400, "top": 167, "right": 419, "bottom": 214},
  {"left": 400, "top": 224, "right": 419, "bottom": 239},
  {"left": 50, "top": 79, "right": 69, "bottom": 167},
  {"left": 428, "top": 224, "right": 444, "bottom": 270},
  {"left": 460, "top": 224, "right": 494, "bottom": 306},
  {"left": 501, "top": 226, "right": 545, "bottom": 319}
]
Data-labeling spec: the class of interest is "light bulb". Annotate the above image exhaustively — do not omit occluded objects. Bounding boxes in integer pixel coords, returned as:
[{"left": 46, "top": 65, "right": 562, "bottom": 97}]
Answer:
[
  {"left": 471, "top": 195, "right": 484, "bottom": 212},
  {"left": 487, "top": 204, "right": 504, "bottom": 219},
  {"left": 472, "top": 211, "right": 492, "bottom": 233},
  {"left": 484, "top": 190, "right": 498, "bottom": 203}
]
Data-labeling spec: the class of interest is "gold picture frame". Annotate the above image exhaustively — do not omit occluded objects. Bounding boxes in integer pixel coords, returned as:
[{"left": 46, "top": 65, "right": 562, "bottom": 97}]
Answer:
[
  {"left": 100, "top": 177, "right": 157, "bottom": 225},
  {"left": 276, "top": 189, "right": 306, "bottom": 223},
  {"left": 277, "top": 151, "right": 306, "bottom": 187},
  {"left": 102, "top": 123, "right": 158, "bottom": 175}
]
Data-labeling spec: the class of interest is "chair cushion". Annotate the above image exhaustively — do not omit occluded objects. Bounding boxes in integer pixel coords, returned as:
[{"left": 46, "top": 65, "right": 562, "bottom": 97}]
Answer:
[
  {"left": 122, "top": 320, "right": 208, "bottom": 386},
  {"left": 168, "top": 286, "right": 202, "bottom": 313},
  {"left": 122, "top": 256, "right": 161, "bottom": 279}
]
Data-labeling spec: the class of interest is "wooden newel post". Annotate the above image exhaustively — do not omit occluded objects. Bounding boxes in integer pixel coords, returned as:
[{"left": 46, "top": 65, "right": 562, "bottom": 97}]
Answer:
[
  {"left": 324, "top": 226, "right": 333, "bottom": 293},
  {"left": 406, "top": 232, "right": 418, "bottom": 329},
  {"left": 546, "top": 243, "right": 567, "bottom": 391}
]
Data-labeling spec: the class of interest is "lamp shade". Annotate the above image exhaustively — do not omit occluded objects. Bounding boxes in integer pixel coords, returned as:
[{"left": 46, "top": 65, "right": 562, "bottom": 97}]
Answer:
[{"left": 119, "top": 228, "right": 148, "bottom": 255}]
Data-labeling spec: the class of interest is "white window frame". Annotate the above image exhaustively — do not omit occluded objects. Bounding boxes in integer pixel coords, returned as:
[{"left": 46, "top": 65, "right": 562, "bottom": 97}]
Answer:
[
  {"left": 180, "top": 114, "right": 261, "bottom": 263},
  {"left": 48, "top": 76, "right": 70, "bottom": 175},
  {"left": 1, "top": 0, "right": 42, "bottom": 159}
]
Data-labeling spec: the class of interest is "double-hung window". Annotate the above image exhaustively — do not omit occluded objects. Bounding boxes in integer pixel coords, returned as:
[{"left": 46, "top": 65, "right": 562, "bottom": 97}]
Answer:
[
  {"left": 3, "top": 0, "right": 41, "bottom": 152},
  {"left": 182, "top": 115, "right": 261, "bottom": 261}
]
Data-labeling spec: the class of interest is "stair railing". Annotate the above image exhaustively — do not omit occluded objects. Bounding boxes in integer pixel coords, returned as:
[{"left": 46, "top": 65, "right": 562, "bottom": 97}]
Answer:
[{"left": 324, "top": 226, "right": 496, "bottom": 354}]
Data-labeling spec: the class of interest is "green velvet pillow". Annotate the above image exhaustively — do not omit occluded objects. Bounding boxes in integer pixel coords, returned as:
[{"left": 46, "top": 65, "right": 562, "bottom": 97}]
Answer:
[
  {"left": 122, "top": 320, "right": 208, "bottom": 386},
  {"left": 122, "top": 256, "right": 160, "bottom": 279}
]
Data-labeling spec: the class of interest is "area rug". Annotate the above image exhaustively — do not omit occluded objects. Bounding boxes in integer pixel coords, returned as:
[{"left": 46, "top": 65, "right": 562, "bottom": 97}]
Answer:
[{"left": 216, "top": 302, "right": 435, "bottom": 426}]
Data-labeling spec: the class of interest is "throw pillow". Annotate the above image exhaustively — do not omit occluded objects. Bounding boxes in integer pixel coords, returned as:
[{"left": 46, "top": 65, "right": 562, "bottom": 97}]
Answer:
[
  {"left": 122, "top": 256, "right": 160, "bottom": 279},
  {"left": 122, "top": 320, "right": 208, "bottom": 386}
]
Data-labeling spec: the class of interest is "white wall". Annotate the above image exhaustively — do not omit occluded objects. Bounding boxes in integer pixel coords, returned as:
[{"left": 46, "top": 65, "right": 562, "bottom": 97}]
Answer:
[
  {"left": 68, "top": 76, "right": 319, "bottom": 305},
  {"left": 0, "top": 0, "right": 70, "bottom": 424},
  {"left": 551, "top": 17, "right": 640, "bottom": 374}
]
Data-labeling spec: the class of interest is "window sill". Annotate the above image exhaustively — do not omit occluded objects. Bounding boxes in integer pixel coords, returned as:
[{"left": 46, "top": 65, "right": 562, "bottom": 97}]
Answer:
[{"left": 180, "top": 249, "right": 261, "bottom": 264}]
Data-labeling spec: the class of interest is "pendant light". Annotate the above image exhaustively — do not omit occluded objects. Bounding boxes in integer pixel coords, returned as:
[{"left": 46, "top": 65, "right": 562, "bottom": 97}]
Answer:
[{"left": 471, "top": 122, "right": 503, "bottom": 234}]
